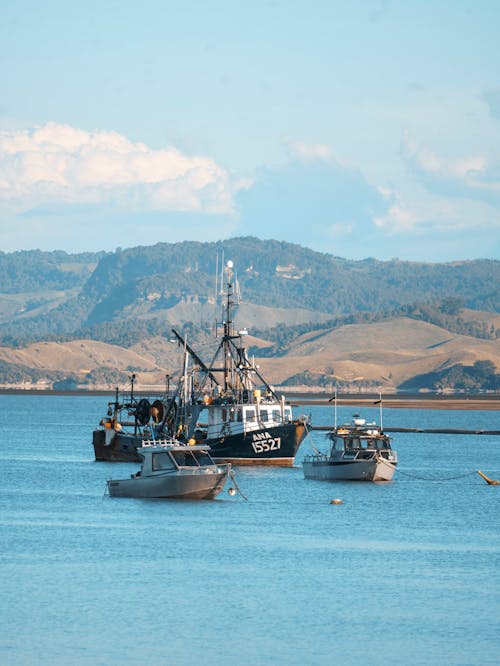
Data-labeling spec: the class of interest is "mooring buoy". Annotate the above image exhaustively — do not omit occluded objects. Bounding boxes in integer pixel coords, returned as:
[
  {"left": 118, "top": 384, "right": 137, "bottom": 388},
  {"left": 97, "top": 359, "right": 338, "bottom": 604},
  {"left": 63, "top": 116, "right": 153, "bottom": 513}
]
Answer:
[{"left": 330, "top": 498, "right": 344, "bottom": 505}]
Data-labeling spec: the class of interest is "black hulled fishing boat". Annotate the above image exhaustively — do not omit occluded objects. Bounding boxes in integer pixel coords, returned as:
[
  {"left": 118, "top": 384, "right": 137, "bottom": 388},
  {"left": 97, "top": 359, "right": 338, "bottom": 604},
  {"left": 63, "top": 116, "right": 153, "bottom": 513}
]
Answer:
[
  {"left": 92, "top": 374, "right": 178, "bottom": 462},
  {"left": 177, "top": 260, "right": 309, "bottom": 466}
]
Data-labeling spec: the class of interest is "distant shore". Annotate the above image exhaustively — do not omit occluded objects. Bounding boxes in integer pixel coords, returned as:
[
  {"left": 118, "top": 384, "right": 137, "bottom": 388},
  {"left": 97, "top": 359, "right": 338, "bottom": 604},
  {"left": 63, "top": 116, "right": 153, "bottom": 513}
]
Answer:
[
  {"left": 1, "top": 388, "right": 499, "bottom": 410},
  {"left": 288, "top": 396, "right": 500, "bottom": 411},
  {"left": 286, "top": 391, "right": 500, "bottom": 410}
]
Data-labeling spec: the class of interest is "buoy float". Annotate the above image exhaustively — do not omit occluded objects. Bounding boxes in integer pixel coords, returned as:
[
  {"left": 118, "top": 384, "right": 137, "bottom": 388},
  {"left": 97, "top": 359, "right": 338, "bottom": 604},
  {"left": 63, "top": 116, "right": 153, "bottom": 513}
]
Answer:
[
  {"left": 330, "top": 498, "right": 343, "bottom": 505},
  {"left": 228, "top": 487, "right": 236, "bottom": 496},
  {"left": 477, "top": 470, "right": 499, "bottom": 486}
]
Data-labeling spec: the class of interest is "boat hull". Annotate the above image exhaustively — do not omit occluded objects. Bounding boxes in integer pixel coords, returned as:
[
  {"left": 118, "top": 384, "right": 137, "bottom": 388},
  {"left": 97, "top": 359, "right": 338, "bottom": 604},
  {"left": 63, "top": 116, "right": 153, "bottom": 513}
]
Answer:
[
  {"left": 206, "top": 422, "right": 308, "bottom": 466},
  {"left": 107, "top": 469, "right": 229, "bottom": 499},
  {"left": 93, "top": 429, "right": 143, "bottom": 462},
  {"left": 94, "top": 421, "right": 308, "bottom": 466},
  {"left": 303, "top": 458, "right": 396, "bottom": 482}
]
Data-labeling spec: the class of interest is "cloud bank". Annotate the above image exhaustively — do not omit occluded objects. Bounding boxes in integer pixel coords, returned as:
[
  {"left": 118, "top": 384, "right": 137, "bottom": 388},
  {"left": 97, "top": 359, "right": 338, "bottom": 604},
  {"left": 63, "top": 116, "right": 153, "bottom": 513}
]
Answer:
[
  {"left": 0, "top": 122, "right": 236, "bottom": 214},
  {"left": 400, "top": 130, "right": 500, "bottom": 207},
  {"left": 0, "top": 125, "right": 498, "bottom": 261},
  {"left": 235, "top": 149, "right": 389, "bottom": 254}
]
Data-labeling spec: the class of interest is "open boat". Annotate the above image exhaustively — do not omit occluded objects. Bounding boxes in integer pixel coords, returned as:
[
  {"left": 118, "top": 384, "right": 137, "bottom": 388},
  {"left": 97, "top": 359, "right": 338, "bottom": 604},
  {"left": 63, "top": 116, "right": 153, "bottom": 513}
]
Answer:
[
  {"left": 303, "top": 416, "right": 397, "bottom": 482},
  {"left": 106, "top": 438, "right": 231, "bottom": 499}
]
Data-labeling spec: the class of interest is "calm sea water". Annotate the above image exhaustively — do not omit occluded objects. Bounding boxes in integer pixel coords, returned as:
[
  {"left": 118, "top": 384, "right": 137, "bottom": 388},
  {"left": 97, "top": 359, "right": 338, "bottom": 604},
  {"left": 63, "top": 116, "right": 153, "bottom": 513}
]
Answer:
[{"left": 1, "top": 394, "right": 499, "bottom": 666}]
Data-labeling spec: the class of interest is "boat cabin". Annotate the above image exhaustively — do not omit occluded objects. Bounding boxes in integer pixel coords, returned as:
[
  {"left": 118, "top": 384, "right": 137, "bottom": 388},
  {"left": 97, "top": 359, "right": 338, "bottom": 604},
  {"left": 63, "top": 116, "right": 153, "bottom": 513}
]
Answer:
[
  {"left": 205, "top": 400, "right": 293, "bottom": 439},
  {"left": 137, "top": 440, "right": 218, "bottom": 475},
  {"left": 330, "top": 432, "right": 392, "bottom": 451}
]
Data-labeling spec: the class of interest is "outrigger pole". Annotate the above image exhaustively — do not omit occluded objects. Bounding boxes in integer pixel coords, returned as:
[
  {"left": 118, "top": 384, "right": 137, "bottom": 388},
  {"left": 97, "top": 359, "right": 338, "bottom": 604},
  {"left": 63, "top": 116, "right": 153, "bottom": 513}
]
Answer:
[{"left": 171, "top": 328, "right": 220, "bottom": 387}]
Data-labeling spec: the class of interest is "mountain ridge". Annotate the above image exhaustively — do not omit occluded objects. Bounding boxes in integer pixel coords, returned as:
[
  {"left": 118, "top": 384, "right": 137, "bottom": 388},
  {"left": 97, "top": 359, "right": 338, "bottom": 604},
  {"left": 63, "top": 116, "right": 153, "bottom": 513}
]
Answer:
[{"left": 0, "top": 238, "right": 498, "bottom": 390}]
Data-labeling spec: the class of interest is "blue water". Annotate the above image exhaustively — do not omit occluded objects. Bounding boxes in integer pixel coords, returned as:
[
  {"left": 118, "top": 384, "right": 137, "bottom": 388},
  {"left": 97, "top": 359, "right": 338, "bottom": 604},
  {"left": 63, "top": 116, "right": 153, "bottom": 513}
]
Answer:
[{"left": 1, "top": 395, "right": 499, "bottom": 666}]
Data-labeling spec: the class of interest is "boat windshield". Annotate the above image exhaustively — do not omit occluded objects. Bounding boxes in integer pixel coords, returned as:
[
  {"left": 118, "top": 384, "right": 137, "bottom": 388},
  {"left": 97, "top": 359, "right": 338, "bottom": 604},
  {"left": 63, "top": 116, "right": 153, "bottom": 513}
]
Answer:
[
  {"left": 171, "top": 451, "right": 187, "bottom": 466},
  {"left": 170, "top": 450, "right": 214, "bottom": 467},
  {"left": 152, "top": 452, "right": 176, "bottom": 471},
  {"left": 193, "top": 451, "right": 214, "bottom": 466}
]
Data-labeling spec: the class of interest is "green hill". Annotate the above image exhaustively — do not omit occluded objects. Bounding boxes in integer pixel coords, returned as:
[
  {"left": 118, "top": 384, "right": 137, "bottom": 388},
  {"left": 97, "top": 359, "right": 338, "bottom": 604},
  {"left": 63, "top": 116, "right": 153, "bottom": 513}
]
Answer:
[
  {"left": 0, "top": 237, "right": 498, "bottom": 344},
  {"left": 0, "top": 238, "right": 498, "bottom": 391}
]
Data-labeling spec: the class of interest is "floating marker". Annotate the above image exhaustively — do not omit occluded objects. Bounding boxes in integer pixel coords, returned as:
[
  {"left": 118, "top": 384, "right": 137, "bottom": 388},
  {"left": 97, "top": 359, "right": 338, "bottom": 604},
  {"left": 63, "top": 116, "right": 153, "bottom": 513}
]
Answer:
[
  {"left": 228, "top": 487, "right": 236, "bottom": 496},
  {"left": 330, "top": 498, "right": 344, "bottom": 505},
  {"left": 477, "top": 470, "right": 499, "bottom": 486}
]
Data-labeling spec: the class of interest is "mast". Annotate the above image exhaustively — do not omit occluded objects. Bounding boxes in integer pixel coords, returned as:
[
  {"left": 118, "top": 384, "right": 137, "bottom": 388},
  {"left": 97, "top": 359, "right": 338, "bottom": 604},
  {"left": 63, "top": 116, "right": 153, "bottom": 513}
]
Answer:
[
  {"left": 223, "top": 259, "right": 235, "bottom": 392},
  {"left": 173, "top": 259, "right": 280, "bottom": 403}
]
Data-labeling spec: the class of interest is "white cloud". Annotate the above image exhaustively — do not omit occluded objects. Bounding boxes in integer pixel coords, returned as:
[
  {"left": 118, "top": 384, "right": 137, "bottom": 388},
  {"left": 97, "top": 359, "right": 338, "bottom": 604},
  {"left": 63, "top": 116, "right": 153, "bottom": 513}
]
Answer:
[
  {"left": 0, "top": 122, "right": 237, "bottom": 214},
  {"left": 374, "top": 186, "right": 500, "bottom": 235},
  {"left": 286, "top": 139, "right": 333, "bottom": 160},
  {"left": 400, "top": 130, "right": 500, "bottom": 204}
]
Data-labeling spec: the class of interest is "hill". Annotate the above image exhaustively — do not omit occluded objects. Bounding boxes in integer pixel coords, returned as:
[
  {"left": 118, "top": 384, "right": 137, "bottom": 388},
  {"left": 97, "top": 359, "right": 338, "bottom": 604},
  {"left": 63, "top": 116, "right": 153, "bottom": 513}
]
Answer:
[
  {"left": 0, "top": 237, "right": 498, "bottom": 344},
  {"left": 0, "top": 249, "right": 105, "bottom": 332},
  {"left": 0, "top": 312, "right": 499, "bottom": 392},
  {"left": 0, "top": 238, "right": 498, "bottom": 391}
]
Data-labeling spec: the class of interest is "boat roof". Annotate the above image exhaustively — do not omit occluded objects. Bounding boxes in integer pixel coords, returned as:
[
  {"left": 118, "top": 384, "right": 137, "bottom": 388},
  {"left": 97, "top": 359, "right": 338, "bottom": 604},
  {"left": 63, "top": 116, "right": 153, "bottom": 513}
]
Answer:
[
  {"left": 334, "top": 425, "right": 388, "bottom": 437},
  {"left": 139, "top": 439, "right": 212, "bottom": 453}
]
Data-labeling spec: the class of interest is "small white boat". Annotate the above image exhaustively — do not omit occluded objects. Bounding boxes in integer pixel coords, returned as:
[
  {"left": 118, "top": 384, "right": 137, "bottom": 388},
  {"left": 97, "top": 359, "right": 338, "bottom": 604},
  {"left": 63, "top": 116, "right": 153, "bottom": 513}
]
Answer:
[
  {"left": 107, "top": 438, "right": 231, "bottom": 499},
  {"left": 303, "top": 416, "right": 397, "bottom": 482}
]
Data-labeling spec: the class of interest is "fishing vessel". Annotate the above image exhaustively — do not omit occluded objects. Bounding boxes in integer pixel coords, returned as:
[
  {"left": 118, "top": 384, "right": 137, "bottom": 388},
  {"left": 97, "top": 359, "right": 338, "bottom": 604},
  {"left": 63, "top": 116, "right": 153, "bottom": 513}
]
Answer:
[
  {"left": 303, "top": 415, "right": 397, "bottom": 482},
  {"left": 92, "top": 375, "right": 177, "bottom": 462},
  {"left": 175, "top": 260, "right": 309, "bottom": 466},
  {"left": 106, "top": 438, "right": 231, "bottom": 499}
]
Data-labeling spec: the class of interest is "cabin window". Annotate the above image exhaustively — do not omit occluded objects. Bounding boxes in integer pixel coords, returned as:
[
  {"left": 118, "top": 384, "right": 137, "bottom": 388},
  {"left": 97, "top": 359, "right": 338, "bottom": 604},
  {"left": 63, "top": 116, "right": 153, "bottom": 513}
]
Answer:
[
  {"left": 236, "top": 409, "right": 243, "bottom": 422},
  {"left": 260, "top": 409, "right": 269, "bottom": 421},
  {"left": 171, "top": 451, "right": 187, "bottom": 466},
  {"left": 152, "top": 452, "right": 175, "bottom": 471},
  {"left": 183, "top": 451, "right": 202, "bottom": 466},
  {"left": 272, "top": 409, "right": 281, "bottom": 422},
  {"left": 194, "top": 451, "right": 213, "bottom": 466},
  {"left": 245, "top": 409, "right": 256, "bottom": 422},
  {"left": 222, "top": 408, "right": 227, "bottom": 421}
]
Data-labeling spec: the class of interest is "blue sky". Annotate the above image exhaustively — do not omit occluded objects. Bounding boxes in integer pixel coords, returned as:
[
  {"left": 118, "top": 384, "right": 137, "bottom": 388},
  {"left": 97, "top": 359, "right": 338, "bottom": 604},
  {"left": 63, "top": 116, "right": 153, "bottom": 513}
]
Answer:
[{"left": 1, "top": 0, "right": 499, "bottom": 261}]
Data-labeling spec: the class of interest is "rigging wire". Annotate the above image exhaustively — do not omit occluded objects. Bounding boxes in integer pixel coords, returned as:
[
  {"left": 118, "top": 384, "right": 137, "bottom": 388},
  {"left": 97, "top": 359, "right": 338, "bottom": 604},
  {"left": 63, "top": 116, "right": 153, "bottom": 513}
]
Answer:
[
  {"left": 395, "top": 468, "right": 478, "bottom": 482},
  {"left": 303, "top": 422, "right": 322, "bottom": 455},
  {"left": 229, "top": 469, "right": 249, "bottom": 501}
]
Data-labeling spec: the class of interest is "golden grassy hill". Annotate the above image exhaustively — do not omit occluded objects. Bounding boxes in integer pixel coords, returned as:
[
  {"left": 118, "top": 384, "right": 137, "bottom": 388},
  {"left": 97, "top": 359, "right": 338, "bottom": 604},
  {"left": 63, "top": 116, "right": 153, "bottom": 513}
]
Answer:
[
  {"left": 252, "top": 318, "right": 500, "bottom": 387},
  {"left": 0, "top": 315, "right": 498, "bottom": 390}
]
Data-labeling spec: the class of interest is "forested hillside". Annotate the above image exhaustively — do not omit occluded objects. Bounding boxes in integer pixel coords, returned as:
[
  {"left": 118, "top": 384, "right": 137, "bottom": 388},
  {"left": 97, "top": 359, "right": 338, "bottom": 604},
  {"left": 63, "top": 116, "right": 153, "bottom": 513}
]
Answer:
[
  {"left": 0, "top": 238, "right": 498, "bottom": 391},
  {"left": 0, "top": 237, "right": 498, "bottom": 345},
  {"left": 0, "top": 249, "right": 104, "bottom": 293}
]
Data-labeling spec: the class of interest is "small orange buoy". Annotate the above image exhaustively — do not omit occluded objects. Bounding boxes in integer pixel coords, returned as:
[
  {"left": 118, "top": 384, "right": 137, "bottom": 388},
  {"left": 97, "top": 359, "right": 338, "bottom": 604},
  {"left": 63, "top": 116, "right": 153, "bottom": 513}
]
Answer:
[
  {"left": 330, "top": 498, "right": 344, "bottom": 505},
  {"left": 477, "top": 470, "right": 499, "bottom": 486}
]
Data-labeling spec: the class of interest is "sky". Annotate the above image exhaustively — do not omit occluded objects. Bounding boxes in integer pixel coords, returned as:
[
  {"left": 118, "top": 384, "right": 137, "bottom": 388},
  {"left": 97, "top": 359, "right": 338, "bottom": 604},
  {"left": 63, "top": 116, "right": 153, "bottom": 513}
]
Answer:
[{"left": 1, "top": 0, "right": 500, "bottom": 262}]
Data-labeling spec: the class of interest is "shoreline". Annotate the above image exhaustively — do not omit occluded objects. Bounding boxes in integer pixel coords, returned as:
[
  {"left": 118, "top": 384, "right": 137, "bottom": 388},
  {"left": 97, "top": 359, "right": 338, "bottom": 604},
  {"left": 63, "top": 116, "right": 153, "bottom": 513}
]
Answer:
[
  {"left": 288, "top": 398, "right": 500, "bottom": 411},
  {"left": 0, "top": 388, "right": 499, "bottom": 410}
]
